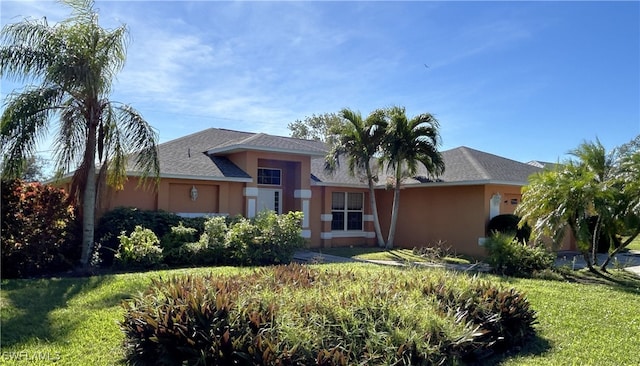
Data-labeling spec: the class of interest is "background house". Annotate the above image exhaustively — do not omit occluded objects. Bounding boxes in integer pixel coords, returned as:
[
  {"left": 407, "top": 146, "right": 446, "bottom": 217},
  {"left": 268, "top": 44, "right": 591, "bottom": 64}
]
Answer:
[{"left": 98, "top": 128, "right": 575, "bottom": 256}]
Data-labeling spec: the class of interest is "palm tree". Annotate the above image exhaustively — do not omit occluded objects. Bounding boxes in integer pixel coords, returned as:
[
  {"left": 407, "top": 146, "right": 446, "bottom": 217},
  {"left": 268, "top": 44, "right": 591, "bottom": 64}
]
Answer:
[
  {"left": 325, "top": 108, "right": 387, "bottom": 248},
  {"left": 517, "top": 162, "right": 600, "bottom": 271},
  {"left": 381, "top": 106, "right": 444, "bottom": 249},
  {"left": 0, "top": 0, "right": 159, "bottom": 269},
  {"left": 516, "top": 139, "right": 636, "bottom": 272}
]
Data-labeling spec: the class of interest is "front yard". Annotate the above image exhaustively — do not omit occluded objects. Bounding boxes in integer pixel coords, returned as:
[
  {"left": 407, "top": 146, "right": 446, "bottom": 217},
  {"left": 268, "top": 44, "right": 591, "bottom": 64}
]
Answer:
[{"left": 1, "top": 264, "right": 638, "bottom": 365}]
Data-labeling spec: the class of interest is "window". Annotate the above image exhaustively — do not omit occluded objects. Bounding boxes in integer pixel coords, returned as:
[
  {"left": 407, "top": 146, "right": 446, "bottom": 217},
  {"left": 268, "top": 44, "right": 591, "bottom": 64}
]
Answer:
[
  {"left": 331, "top": 192, "right": 363, "bottom": 231},
  {"left": 257, "top": 168, "right": 281, "bottom": 185}
]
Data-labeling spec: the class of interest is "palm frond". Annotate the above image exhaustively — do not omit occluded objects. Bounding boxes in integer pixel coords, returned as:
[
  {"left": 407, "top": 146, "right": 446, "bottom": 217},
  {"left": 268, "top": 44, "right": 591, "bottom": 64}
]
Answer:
[
  {"left": 52, "top": 99, "right": 87, "bottom": 176},
  {"left": 102, "top": 103, "right": 159, "bottom": 189},
  {"left": 0, "top": 86, "right": 65, "bottom": 178}
]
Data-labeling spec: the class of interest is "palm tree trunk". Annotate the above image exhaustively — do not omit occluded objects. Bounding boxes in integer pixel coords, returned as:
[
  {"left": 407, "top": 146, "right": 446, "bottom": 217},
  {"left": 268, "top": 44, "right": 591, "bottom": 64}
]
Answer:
[
  {"left": 600, "top": 228, "right": 640, "bottom": 272},
  {"left": 386, "top": 168, "right": 402, "bottom": 249},
  {"left": 366, "top": 166, "right": 385, "bottom": 248},
  {"left": 79, "top": 113, "right": 99, "bottom": 270}
]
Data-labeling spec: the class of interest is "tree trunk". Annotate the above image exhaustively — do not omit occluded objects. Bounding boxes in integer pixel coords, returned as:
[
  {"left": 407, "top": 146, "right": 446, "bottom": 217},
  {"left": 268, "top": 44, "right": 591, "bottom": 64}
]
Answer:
[
  {"left": 591, "top": 216, "right": 601, "bottom": 267},
  {"left": 386, "top": 168, "right": 402, "bottom": 249},
  {"left": 600, "top": 228, "right": 640, "bottom": 272},
  {"left": 366, "top": 166, "right": 386, "bottom": 248},
  {"left": 79, "top": 110, "right": 99, "bottom": 270}
]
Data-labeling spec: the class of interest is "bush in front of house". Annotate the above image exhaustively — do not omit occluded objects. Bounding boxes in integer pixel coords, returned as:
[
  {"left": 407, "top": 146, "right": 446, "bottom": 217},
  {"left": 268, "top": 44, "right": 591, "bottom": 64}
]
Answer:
[
  {"left": 175, "top": 216, "right": 229, "bottom": 266},
  {"left": 1, "top": 179, "right": 80, "bottom": 278},
  {"left": 484, "top": 232, "right": 555, "bottom": 277},
  {"left": 95, "top": 207, "right": 206, "bottom": 266},
  {"left": 121, "top": 264, "right": 539, "bottom": 366},
  {"left": 115, "top": 226, "right": 163, "bottom": 268},
  {"left": 487, "top": 214, "right": 531, "bottom": 243},
  {"left": 171, "top": 211, "right": 306, "bottom": 266}
]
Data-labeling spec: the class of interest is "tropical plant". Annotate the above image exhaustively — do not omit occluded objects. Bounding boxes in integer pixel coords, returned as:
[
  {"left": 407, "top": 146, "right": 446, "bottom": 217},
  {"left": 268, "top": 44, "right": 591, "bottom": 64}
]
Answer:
[
  {"left": 380, "top": 106, "right": 444, "bottom": 248},
  {"left": 517, "top": 137, "right": 640, "bottom": 272},
  {"left": 1, "top": 179, "right": 80, "bottom": 278},
  {"left": 324, "top": 108, "right": 387, "bottom": 247},
  {"left": 0, "top": 0, "right": 160, "bottom": 269},
  {"left": 115, "top": 226, "right": 163, "bottom": 268}
]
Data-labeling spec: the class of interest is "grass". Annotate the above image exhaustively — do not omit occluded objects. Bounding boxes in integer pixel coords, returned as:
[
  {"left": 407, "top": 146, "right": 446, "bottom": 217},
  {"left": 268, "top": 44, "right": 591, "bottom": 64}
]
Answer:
[
  {"left": 1, "top": 264, "right": 639, "bottom": 365},
  {"left": 626, "top": 235, "right": 640, "bottom": 251},
  {"left": 313, "top": 246, "right": 472, "bottom": 264}
]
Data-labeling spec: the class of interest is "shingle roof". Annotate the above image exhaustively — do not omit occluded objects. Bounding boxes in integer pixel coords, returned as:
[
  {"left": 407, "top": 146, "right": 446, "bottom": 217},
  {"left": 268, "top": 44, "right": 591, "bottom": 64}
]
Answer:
[
  {"left": 410, "top": 146, "right": 541, "bottom": 185},
  {"left": 130, "top": 128, "right": 326, "bottom": 180},
  {"left": 310, "top": 146, "right": 542, "bottom": 186},
  {"left": 206, "top": 132, "right": 327, "bottom": 156},
  {"left": 130, "top": 128, "right": 540, "bottom": 186}
]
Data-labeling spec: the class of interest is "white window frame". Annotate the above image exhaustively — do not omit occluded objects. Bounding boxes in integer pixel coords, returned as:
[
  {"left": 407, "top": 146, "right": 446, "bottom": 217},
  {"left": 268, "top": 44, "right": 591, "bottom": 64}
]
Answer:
[
  {"left": 257, "top": 167, "right": 282, "bottom": 186},
  {"left": 331, "top": 192, "right": 364, "bottom": 231}
]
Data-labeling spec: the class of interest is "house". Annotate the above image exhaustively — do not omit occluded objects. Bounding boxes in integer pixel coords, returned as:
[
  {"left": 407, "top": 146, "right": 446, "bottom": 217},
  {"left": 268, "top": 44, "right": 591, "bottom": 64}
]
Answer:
[{"left": 100, "top": 128, "right": 575, "bottom": 257}]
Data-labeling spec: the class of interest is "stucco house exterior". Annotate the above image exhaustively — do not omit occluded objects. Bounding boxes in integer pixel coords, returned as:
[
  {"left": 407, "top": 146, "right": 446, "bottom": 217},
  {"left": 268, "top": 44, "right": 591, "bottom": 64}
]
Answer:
[{"left": 99, "top": 128, "right": 574, "bottom": 257}]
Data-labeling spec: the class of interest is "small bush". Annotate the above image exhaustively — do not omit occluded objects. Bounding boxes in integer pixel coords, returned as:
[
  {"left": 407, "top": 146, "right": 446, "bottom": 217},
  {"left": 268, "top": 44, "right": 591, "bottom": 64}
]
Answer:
[
  {"left": 176, "top": 216, "right": 229, "bottom": 266},
  {"left": 1, "top": 179, "right": 80, "bottom": 278},
  {"left": 424, "top": 280, "right": 538, "bottom": 356},
  {"left": 160, "top": 223, "right": 199, "bottom": 265},
  {"left": 115, "top": 226, "right": 163, "bottom": 268},
  {"left": 487, "top": 214, "right": 531, "bottom": 243},
  {"left": 250, "top": 211, "right": 306, "bottom": 265},
  {"left": 484, "top": 232, "right": 555, "bottom": 277},
  {"left": 96, "top": 207, "right": 206, "bottom": 266}
]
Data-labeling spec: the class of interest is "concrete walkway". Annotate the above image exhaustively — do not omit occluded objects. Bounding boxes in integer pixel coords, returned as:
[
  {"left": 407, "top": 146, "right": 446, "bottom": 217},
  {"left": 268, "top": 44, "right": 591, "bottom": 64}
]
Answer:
[
  {"left": 292, "top": 250, "right": 491, "bottom": 272},
  {"left": 293, "top": 249, "right": 640, "bottom": 277}
]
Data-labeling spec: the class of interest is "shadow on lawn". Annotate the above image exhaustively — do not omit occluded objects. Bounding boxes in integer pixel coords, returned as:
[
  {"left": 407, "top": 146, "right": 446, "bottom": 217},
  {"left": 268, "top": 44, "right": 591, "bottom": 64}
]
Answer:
[
  {"left": 477, "top": 334, "right": 553, "bottom": 366},
  {"left": 0, "top": 276, "right": 116, "bottom": 347}
]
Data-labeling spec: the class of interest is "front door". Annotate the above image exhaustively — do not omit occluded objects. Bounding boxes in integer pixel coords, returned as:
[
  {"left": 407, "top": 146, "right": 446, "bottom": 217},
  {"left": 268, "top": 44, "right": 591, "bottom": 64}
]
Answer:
[{"left": 257, "top": 188, "right": 282, "bottom": 214}]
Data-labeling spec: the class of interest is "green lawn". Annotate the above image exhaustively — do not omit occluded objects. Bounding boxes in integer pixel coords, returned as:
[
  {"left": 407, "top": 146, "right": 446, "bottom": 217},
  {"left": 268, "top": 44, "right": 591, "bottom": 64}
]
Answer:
[
  {"left": 626, "top": 235, "right": 640, "bottom": 251},
  {"left": 1, "top": 265, "right": 639, "bottom": 365}
]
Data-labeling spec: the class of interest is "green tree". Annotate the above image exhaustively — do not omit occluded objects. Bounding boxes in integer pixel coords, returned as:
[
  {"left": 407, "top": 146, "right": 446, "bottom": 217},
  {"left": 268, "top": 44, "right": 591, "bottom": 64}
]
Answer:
[
  {"left": 517, "top": 137, "right": 640, "bottom": 272},
  {"left": 380, "top": 106, "right": 444, "bottom": 248},
  {"left": 324, "top": 108, "right": 387, "bottom": 247},
  {"left": 599, "top": 135, "right": 640, "bottom": 270},
  {"left": 0, "top": 0, "right": 159, "bottom": 269},
  {"left": 288, "top": 112, "right": 343, "bottom": 144}
]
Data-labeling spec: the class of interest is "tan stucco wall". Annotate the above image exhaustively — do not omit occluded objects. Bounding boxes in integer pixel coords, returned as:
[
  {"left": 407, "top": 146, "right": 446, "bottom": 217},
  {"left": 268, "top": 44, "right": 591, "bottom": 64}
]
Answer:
[
  {"left": 101, "top": 177, "right": 245, "bottom": 217},
  {"left": 101, "top": 177, "right": 157, "bottom": 213},
  {"left": 375, "top": 185, "right": 488, "bottom": 257}
]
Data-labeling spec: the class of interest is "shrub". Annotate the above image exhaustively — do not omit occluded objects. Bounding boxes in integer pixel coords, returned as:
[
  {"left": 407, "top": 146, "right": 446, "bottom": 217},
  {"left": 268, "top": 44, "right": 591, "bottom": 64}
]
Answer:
[
  {"left": 122, "top": 265, "right": 539, "bottom": 366},
  {"left": 487, "top": 214, "right": 531, "bottom": 243},
  {"left": 176, "top": 216, "right": 229, "bottom": 265},
  {"left": 250, "top": 211, "right": 306, "bottom": 265},
  {"left": 115, "top": 226, "right": 163, "bottom": 268},
  {"left": 160, "top": 223, "right": 199, "bottom": 265},
  {"left": 424, "top": 280, "right": 538, "bottom": 356},
  {"left": 96, "top": 207, "right": 206, "bottom": 266},
  {"left": 1, "top": 179, "right": 80, "bottom": 278},
  {"left": 484, "top": 232, "right": 555, "bottom": 277}
]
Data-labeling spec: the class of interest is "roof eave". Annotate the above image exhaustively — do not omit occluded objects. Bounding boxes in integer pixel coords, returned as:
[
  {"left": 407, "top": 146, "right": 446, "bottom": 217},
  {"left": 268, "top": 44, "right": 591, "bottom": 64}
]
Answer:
[{"left": 127, "top": 171, "right": 253, "bottom": 183}]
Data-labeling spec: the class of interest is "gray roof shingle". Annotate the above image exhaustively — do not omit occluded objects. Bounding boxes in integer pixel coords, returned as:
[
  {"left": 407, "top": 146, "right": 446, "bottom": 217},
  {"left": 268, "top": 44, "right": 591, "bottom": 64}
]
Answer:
[
  {"left": 131, "top": 128, "right": 540, "bottom": 186},
  {"left": 310, "top": 146, "right": 541, "bottom": 186}
]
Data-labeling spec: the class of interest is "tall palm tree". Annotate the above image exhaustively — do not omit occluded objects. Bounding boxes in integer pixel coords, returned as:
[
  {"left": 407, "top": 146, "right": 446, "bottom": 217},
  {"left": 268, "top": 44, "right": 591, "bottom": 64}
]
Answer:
[
  {"left": 381, "top": 106, "right": 444, "bottom": 249},
  {"left": 0, "top": 0, "right": 159, "bottom": 269},
  {"left": 325, "top": 108, "right": 387, "bottom": 248}
]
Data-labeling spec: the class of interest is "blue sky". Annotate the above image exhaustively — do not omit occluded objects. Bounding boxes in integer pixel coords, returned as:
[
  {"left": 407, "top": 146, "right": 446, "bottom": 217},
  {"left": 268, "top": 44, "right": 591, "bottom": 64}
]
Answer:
[{"left": 1, "top": 0, "right": 639, "bottom": 167}]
